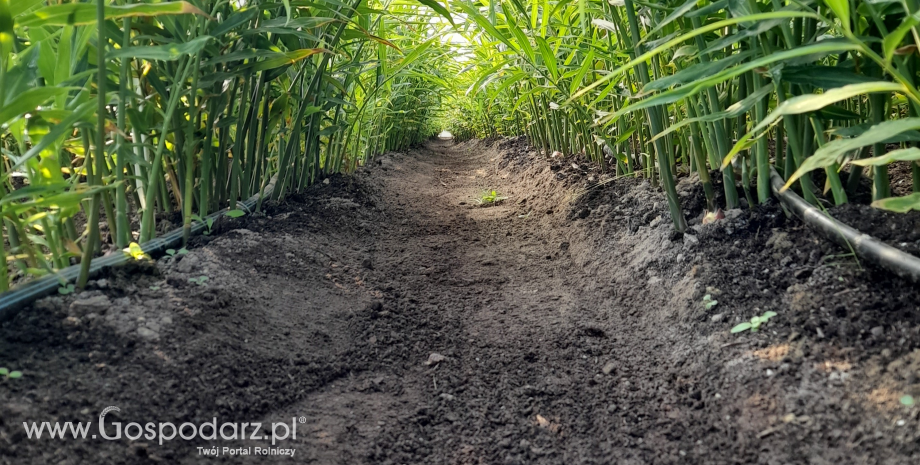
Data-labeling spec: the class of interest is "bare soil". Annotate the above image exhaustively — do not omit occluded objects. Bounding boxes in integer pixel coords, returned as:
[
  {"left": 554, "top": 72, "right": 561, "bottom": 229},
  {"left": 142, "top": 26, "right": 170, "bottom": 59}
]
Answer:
[{"left": 2, "top": 138, "right": 920, "bottom": 464}]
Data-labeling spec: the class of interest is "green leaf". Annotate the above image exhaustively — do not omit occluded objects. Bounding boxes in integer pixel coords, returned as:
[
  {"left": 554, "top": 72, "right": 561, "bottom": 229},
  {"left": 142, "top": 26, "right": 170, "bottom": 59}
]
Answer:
[
  {"left": 851, "top": 147, "right": 920, "bottom": 167},
  {"left": 761, "top": 311, "right": 777, "bottom": 320},
  {"left": 8, "top": 371, "right": 22, "bottom": 379},
  {"left": 0, "top": 367, "right": 8, "bottom": 376},
  {"left": 784, "top": 118, "right": 920, "bottom": 190},
  {"left": 780, "top": 66, "right": 877, "bottom": 89},
  {"left": 640, "top": 0, "right": 700, "bottom": 43},
  {"left": 731, "top": 322, "right": 752, "bottom": 333},
  {"left": 0, "top": 87, "right": 76, "bottom": 127},
  {"left": 818, "top": 105, "right": 862, "bottom": 121},
  {"left": 534, "top": 36, "right": 557, "bottom": 81},
  {"left": 281, "top": 0, "right": 292, "bottom": 26},
  {"left": 414, "top": 0, "right": 455, "bottom": 25},
  {"left": 871, "top": 193, "right": 920, "bottom": 213},
  {"left": 825, "top": 0, "right": 850, "bottom": 32},
  {"left": 605, "top": 41, "right": 859, "bottom": 128},
  {"left": 209, "top": 8, "right": 258, "bottom": 37},
  {"left": 12, "top": 98, "right": 97, "bottom": 169},
  {"left": 9, "top": 0, "right": 43, "bottom": 18},
  {"left": 651, "top": 82, "right": 774, "bottom": 143},
  {"left": 569, "top": 10, "right": 821, "bottom": 102},
  {"left": 0, "top": 0, "right": 13, "bottom": 60},
  {"left": 901, "top": 395, "right": 916, "bottom": 407},
  {"left": 16, "top": 2, "right": 210, "bottom": 27},
  {"left": 243, "top": 48, "right": 330, "bottom": 72},
  {"left": 727, "top": 81, "right": 907, "bottom": 169},
  {"left": 391, "top": 38, "right": 436, "bottom": 76},
  {"left": 107, "top": 36, "right": 214, "bottom": 61},
  {"left": 642, "top": 51, "right": 754, "bottom": 94},
  {"left": 883, "top": 10, "right": 920, "bottom": 64},
  {"left": 225, "top": 209, "right": 246, "bottom": 218}
]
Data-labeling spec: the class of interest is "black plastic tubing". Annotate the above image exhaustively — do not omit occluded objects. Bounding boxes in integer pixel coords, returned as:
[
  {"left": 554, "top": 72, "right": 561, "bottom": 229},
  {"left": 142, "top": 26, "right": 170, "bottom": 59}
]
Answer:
[
  {"left": 771, "top": 168, "right": 920, "bottom": 283},
  {"left": 0, "top": 185, "right": 273, "bottom": 322}
]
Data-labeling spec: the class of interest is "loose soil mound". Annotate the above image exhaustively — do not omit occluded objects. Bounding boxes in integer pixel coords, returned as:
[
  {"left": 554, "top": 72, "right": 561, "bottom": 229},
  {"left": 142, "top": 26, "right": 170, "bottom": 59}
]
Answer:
[{"left": 1, "top": 139, "right": 919, "bottom": 464}]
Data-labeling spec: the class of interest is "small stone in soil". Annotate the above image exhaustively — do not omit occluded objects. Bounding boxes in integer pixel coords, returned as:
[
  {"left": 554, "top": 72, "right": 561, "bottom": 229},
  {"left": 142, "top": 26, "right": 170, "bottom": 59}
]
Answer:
[
  {"left": 602, "top": 362, "right": 616, "bottom": 375},
  {"left": 425, "top": 353, "right": 446, "bottom": 366},
  {"left": 137, "top": 327, "right": 159, "bottom": 340},
  {"left": 70, "top": 295, "right": 111, "bottom": 316}
]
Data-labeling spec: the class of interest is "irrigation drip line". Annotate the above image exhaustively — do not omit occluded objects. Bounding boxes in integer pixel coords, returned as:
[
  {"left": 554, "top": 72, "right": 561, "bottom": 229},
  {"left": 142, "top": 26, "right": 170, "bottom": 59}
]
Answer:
[
  {"left": 770, "top": 168, "right": 920, "bottom": 284},
  {"left": 0, "top": 179, "right": 277, "bottom": 323}
]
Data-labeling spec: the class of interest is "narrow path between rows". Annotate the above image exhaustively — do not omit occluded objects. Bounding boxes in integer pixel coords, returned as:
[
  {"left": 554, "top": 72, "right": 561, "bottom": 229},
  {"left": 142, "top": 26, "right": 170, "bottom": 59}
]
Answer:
[{"left": 4, "top": 139, "right": 918, "bottom": 465}]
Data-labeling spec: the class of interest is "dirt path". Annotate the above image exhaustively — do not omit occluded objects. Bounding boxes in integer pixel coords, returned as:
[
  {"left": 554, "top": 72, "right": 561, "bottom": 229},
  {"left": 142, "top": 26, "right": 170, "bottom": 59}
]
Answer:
[{"left": 2, "top": 139, "right": 920, "bottom": 464}]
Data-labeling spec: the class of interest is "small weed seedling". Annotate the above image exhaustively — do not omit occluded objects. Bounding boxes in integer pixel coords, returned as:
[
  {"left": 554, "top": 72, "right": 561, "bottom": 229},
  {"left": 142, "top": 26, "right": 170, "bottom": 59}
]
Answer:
[
  {"left": 165, "top": 248, "right": 189, "bottom": 257},
  {"left": 188, "top": 275, "right": 209, "bottom": 286},
  {"left": 477, "top": 190, "right": 507, "bottom": 205},
  {"left": 702, "top": 294, "right": 718, "bottom": 310},
  {"left": 192, "top": 214, "right": 215, "bottom": 235},
  {"left": 901, "top": 395, "right": 915, "bottom": 407},
  {"left": 58, "top": 283, "right": 75, "bottom": 295},
  {"left": 225, "top": 209, "right": 246, "bottom": 218},
  {"left": 0, "top": 367, "right": 22, "bottom": 379},
  {"left": 731, "top": 311, "right": 778, "bottom": 334}
]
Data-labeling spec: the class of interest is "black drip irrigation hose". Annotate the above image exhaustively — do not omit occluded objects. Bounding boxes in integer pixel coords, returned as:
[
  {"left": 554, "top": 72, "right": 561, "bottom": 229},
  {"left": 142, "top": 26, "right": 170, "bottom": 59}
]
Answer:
[
  {"left": 770, "top": 168, "right": 920, "bottom": 284},
  {"left": 0, "top": 179, "right": 276, "bottom": 323}
]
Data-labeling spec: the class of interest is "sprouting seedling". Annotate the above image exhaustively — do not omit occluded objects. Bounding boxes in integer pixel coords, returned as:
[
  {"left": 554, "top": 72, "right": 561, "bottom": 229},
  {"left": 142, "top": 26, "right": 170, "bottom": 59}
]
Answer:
[
  {"left": 901, "top": 395, "right": 915, "bottom": 407},
  {"left": 225, "top": 209, "right": 246, "bottom": 218},
  {"left": 123, "top": 242, "right": 150, "bottom": 260},
  {"left": 165, "top": 248, "right": 189, "bottom": 257},
  {"left": 192, "top": 214, "right": 215, "bottom": 235},
  {"left": 188, "top": 275, "right": 209, "bottom": 286},
  {"left": 478, "top": 189, "right": 507, "bottom": 204},
  {"left": 702, "top": 294, "right": 718, "bottom": 310},
  {"left": 58, "top": 283, "right": 75, "bottom": 295},
  {"left": 731, "top": 311, "right": 778, "bottom": 334},
  {"left": 0, "top": 367, "right": 23, "bottom": 379},
  {"left": 149, "top": 285, "right": 161, "bottom": 291}
]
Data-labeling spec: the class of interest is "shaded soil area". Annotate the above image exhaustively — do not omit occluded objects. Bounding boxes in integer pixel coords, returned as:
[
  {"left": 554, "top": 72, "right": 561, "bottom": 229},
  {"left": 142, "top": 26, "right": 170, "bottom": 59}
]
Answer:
[{"left": 2, "top": 138, "right": 920, "bottom": 464}]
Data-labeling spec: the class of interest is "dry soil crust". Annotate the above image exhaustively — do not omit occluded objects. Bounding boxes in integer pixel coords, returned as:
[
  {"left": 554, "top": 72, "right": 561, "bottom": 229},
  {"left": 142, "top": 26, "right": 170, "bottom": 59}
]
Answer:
[{"left": 2, "top": 138, "right": 920, "bottom": 464}]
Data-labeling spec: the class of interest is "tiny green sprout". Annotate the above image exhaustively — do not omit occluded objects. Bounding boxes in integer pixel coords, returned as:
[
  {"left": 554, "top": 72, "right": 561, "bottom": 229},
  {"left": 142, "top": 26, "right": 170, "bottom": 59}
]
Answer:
[
  {"left": 731, "top": 311, "right": 778, "bottom": 334},
  {"left": 188, "top": 276, "right": 209, "bottom": 286},
  {"left": 192, "top": 215, "right": 215, "bottom": 235},
  {"left": 901, "top": 395, "right": 915, "bottom": 407},
  {"left": 58, "top": 284, "right": 75, "bottom": 295},
  {"left": 703, "top": 294, "right": 718, "bottom": 310},
  {"left": 478, "top": 189, "right": 507, "bottom": 204},
  {"left": 123, "top": 242, "right": 150, "bottom": 261},
  {"left": 165, "top": 248, "right": 189, "bottom": 257},
  {"left": 149, "top": 285, "right": 161, "bottom": 291},
  {"left": 226, "top": 209, "right": 246, "bottom": 218},
  {"left": 0, "top": 367, "right": 23, "bottom": 379}
]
